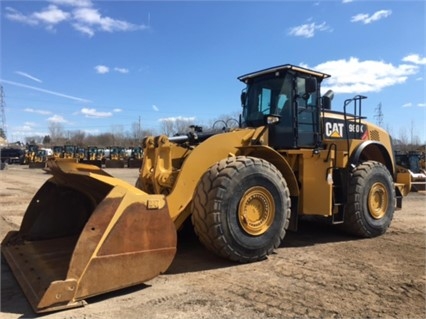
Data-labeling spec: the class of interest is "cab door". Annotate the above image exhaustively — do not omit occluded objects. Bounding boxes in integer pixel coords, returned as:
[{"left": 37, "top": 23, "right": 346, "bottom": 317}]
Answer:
[{"left": 295, "top": 76, "right": 321, "bottom": 148}]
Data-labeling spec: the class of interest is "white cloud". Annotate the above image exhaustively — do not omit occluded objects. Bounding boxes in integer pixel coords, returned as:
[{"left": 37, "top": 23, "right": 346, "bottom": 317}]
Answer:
[
  {"left": 402, "top": 102, "right": 412, "bottom": 108},
  {"left": 342, "top": 0, "right": 354, "bottom": 3},
  {"left": 306, "top": 57, "right": 419, "bottom": 94},
  {"left": 24, "top": 108, "right": 52, "bottom": 115},
  {"left": 33, "top": 5, "right": 70, "bottom": 25},
  {"left": 5, "top": 7, "right": 38, "bottom": 25},
  {"left": 94, "top": 65, "right": 130, "bottom": 74},
  {"left": 112, "top": 108, "right": 122, "bottom": 112},
  {"left": 48, "top": 114, "right": 68, "bottom": 123},
  {"left": 418, "top": 103, "right": 426, "bottom": 107},
  {"left": 288, "top": 21, "right": 331, "bottom": 38},
  {"left": 351, "top": 10, "right": 392, "bottom": 24},
  {"left": 402, "top": 54, "right": 426, "bottom": 65},
  {"left": 0, "top": 79, "right": 91, "bottom": 103},
  {"left": 49, "top": 0, "right": 93, "bottom": 7},
  {"left": 158, "top": 116, "right": 196, "bottom": 122},
  {"left": 80, "top": 108, "right": 113, "bottom": 118},
  {"left": 94, "top": 65, "right": 109, "bottom": 74},
  {"left": 114, "top": 67, "right": 129, "bottom": 74},
  {"left": 5, "top": 1, "right": 148, "bottom": 37},
  {"left": 72, "top": 7, "right": 145, "bottom": 34},
  {"left": 152, "top": 105, "right": 159, "bottom": 112},
  {"left": 72, "top": 22, "right": 94, "bottom": 36},
  {"left": 15, "top": 71, "right": 42, "bottom": 83},
  {"left": 23, "top": 122, "right": 37, "bottom": 130}
]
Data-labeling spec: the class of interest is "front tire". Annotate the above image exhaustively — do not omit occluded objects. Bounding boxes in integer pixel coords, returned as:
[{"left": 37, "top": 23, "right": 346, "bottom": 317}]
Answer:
[
  {"left": 343, "top": 161, "right": 395, "bottom": 237},
  {"left": 191, "top": 156, "right": 291, "bottom": 263}
]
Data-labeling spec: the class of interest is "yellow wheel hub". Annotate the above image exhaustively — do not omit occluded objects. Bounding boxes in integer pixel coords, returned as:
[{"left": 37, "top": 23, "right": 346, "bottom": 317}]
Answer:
[
  {"left": 368, "top": 182, "right": 388, "bottom": 219},
  {"left": 238, "top": 186, "right": 275, "bottom": 236}
]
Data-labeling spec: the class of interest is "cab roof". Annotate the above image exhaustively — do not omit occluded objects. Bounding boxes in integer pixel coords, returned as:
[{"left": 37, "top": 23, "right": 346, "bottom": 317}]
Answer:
[{"left": 238, "top": 64, "right": 331, "bottom": 82}]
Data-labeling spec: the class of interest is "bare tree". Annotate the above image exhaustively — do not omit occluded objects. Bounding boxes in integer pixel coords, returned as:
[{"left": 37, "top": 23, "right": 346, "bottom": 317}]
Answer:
[
  {"left": 110, "top": 125, "right": 125, "bottom": 145},
  {"left": 175, "top": 118, "right": 195, "bottom": 135},
  {"left": 48, "top": 122, "right": 65, "bottom": 142},
  {"left": 25, "top": 135, "right": 43, "bottom": 144},
  {"left": 69, "top": 130, "right": 86, "bottom": 146},
  {"left": 159, "top": 119, "right": 175, "bottom": 136},
  {"left": 97, "top": 133, "right": 115, "bottom": 147},
  {"left": 159, "top": 116, "right": 193, "bottom": 136},
  {"left": 399, "top": 127, "right": 409, "bottom": 152}
]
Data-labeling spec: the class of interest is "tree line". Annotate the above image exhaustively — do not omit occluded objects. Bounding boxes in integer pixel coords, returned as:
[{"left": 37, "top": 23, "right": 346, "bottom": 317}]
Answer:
[{"left": 19, "top": 113, "right": 240, "bottom": 147}]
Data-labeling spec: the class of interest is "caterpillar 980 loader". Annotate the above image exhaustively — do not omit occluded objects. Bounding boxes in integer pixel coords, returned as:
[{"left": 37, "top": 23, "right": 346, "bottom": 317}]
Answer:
[{"left": 1, "top": 64, "right": 411, "bottom": 313}]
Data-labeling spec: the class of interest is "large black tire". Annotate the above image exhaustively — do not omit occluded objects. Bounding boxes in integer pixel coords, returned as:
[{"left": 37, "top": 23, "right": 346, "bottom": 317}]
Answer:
[
  {"left": 343, "top": 161, "right": 395, "bottom": 237},
  {"left": 191, "top": 156, "right": 291, "bottom": 263}
]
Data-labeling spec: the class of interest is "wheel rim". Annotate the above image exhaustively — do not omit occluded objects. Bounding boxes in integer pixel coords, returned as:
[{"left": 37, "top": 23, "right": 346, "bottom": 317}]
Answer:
[
  {"left": 368, "top": 182, "right": 388, "bottom": 219},
  {"left": 238, "top": 186, "right": 275, "bottom": 236}
]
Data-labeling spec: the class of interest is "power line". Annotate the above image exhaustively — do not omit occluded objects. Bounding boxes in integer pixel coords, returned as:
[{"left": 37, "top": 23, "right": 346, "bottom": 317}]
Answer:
[
  {"left": 1, "top": 85, "right": 7, "bottom": 140},
  {"left": 374, "top": 102, "right": 384, "bottom": 127}
]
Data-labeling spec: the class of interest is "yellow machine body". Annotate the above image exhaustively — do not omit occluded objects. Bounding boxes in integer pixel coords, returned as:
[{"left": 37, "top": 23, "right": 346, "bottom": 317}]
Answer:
[{"left": 2, "top": 64, "right": 411, "bottom": 313}]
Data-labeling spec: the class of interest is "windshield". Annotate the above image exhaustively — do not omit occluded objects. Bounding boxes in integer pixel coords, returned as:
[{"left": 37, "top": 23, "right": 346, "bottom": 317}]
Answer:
[{"left": 241, "top": 73, "right": 293, "bottom": 127}]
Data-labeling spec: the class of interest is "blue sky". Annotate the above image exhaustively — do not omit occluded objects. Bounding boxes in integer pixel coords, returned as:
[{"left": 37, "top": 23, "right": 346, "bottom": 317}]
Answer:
[{"left": 1, "top": 0, "right": 425, "bottom": 144}]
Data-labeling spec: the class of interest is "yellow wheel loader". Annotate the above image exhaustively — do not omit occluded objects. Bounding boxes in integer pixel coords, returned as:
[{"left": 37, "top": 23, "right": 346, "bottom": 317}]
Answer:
[{"left": 1, "top": 64, "right": 411, "bottom": 313}]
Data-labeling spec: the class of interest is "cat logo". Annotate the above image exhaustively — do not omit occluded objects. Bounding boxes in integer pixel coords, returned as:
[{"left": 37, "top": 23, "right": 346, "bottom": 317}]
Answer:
[{"left": 325, "top": 122, "right": 344, "bottom": 138}]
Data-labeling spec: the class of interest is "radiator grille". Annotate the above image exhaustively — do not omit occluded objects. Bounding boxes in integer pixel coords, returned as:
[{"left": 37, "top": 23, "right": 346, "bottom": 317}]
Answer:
[{"left": 370, "top": 130, "right": 380, "bottom": 141}]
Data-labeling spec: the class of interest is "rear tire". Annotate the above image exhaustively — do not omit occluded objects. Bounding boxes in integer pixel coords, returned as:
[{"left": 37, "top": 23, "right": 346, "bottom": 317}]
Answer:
[
  {"left": 343, "top": 161, "right": 395, "bottom": 237},
  {"left": 191, "top": 156, "right": 290, "bottom": 263}
]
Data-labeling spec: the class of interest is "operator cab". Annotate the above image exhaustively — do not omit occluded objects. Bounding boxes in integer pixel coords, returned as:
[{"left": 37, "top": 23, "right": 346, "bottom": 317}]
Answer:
[{"left": 238, "top": 64, "right": 330, "bottom": 149}]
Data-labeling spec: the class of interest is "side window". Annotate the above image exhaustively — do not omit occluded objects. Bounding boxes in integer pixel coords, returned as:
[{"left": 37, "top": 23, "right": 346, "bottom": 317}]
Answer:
[
  {"left": 259, "top": 88, "right": 272, "bottom": 113},
  {"left": 296, "top": 77, "right": 317, "bottom": 108},
  {"left": 277, "top": 95, "right": 288, "bottom": 110},
  {"left": 295, "top": 76, "right": 319, "bottom": 136},
  {"left": 296, "top": 77, "right": 307, "bottom": 108}
]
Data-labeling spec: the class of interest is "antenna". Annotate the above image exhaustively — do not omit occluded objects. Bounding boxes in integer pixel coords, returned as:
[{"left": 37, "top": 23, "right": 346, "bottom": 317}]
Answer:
[{"left": 374, "top": 102, "right": 384, "bottom": 127}]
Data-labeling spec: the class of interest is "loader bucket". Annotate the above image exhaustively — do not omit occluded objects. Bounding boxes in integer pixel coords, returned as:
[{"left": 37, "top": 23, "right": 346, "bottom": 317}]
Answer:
[{"left": 1, "top": 159, "right": 177, "bottom": 313}]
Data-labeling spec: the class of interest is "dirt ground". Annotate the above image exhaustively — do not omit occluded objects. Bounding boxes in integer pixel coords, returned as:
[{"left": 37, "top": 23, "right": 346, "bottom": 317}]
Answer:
[{"left": 0, "top": 164, "right": 425, "bottom": 319}]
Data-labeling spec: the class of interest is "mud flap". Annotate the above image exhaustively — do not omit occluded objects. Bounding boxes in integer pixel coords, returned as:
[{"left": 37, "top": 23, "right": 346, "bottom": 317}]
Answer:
[{"left": 1, "top": 159, "right": 177, "bottom": 313}]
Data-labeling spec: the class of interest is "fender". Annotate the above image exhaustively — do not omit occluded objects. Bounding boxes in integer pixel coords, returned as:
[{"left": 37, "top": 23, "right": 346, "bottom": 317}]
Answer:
[
  {"left": 349, "top": 140, "right": 395, "bottom": 176},
  {"left": 238, "top": 145, "right": 299, "bottom": 197}
]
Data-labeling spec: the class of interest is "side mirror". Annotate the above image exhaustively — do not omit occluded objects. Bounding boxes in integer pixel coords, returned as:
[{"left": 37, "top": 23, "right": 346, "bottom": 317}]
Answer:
[
  {"left": 240, "top": 91, "right": 247, "bottom": 106},
  {"left": 305, "top": 78, "right": 317, "bottom": 93}
]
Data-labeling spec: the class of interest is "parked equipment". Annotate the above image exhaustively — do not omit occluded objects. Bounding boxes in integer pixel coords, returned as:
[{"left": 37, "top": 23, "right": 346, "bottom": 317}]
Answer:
[
  {"left": 79, "top": 146, "right": 103, "bottom": 167},
  {"left": 0, "top": 147, "right": 25, "bottom": 164},
  {"left": 1, "top": 64, "right": 412, "bottom": 313},
  {"left": 395, "top": 151, "right": 426, "bottom": 191},
  {"left": 28, "top": 149, "right": 49, "bottom": 169},
  {"left": 127, "top": 146, "right": 143, "bottom": 168},
  {"left": 104, "top": 146, "right": 126, "bottom": 168},
  {"left": 24, "top": 144, "right": 39, "bottom": 164}
]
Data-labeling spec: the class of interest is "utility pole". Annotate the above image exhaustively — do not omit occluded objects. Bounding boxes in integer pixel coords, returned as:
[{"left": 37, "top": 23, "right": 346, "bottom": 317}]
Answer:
[
  {"left": 0, "top": 85, "right": 7, "bottom": 141},
  {"left": 374, "top": 102, "right": 384, "bottom": 127}
]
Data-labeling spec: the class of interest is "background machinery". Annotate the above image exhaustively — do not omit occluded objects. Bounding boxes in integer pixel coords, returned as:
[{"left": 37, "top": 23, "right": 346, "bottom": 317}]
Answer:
[
  {"left": 79, "top": 146, "right": 104, "bottom": 168},
  {"left": 1, "top": 64, "right": 411, "bottom": 313},
  {"left": 395, "top": 150, "right": 426, "bottom": 191},
  {"left": 104, "top": 146, "right": 126, "bottom": 168},
  {"left": 23, "top": 144, "right": 39, "bottom": 164},
  {"left": 127, "top": 146, "right": 143, "bottom": 168}
]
